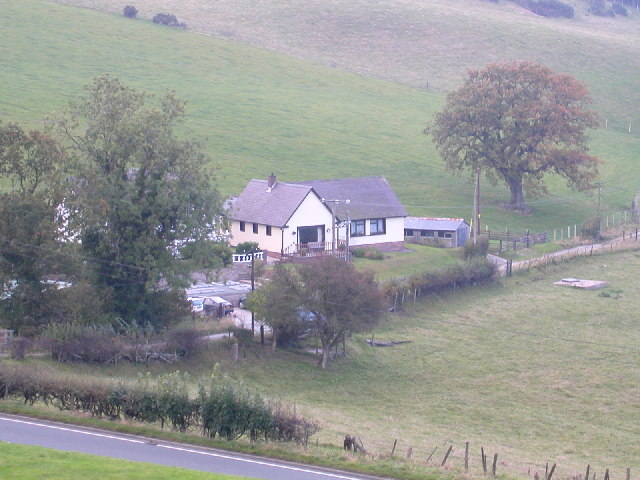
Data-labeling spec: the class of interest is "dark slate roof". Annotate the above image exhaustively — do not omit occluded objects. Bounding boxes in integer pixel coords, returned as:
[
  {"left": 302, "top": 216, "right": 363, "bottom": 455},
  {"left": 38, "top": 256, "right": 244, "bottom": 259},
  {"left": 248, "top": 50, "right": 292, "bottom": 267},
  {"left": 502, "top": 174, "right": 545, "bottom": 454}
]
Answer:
[
  {"left": 405, "top": 217, "right": 469, "bottom": 231},
  {"left": 229, "top": 180, "right": 324, "bottom": 227},
  {"left": 295, "top": 176, "right": 407, "bottom": 221}
]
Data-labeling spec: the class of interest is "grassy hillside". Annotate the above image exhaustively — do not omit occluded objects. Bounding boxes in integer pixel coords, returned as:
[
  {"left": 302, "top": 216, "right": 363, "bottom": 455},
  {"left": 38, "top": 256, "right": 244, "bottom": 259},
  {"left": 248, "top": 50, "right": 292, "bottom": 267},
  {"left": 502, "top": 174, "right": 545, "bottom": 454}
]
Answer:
[
  {"left": 2, "top": 0, "right": 639, "bottom": 235},
  {"left": 51, "top": 0, "right": 640, "bottom": 125}
]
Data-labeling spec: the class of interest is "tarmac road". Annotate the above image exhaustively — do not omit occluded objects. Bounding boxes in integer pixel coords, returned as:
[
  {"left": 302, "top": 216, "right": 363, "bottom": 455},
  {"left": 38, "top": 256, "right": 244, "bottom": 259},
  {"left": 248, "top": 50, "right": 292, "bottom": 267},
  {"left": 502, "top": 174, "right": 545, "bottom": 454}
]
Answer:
[{"left": 0, "top": 414, "right": 381, "bottom": 480}]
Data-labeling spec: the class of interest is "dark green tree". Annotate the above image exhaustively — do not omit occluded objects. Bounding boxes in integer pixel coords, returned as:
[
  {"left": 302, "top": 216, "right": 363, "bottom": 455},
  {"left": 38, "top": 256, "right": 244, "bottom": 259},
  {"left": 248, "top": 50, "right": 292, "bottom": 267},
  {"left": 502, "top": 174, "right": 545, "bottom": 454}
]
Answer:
[
  {"left": 0, "top": 122, "right": 67, "bottom": 334},
  {"left": 53, "top": 76, "right": 221, "bottom": 328},
  {"left": 427, "top": 61, "right": 600, "bottom": 213}
]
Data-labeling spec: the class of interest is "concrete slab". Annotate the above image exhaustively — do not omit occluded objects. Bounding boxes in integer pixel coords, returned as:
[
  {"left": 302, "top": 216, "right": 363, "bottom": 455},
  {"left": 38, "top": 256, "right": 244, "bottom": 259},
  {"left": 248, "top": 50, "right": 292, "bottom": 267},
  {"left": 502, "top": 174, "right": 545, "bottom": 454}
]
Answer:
[{"left": 553, "top": 278, "right": 608, "bottom": 290}]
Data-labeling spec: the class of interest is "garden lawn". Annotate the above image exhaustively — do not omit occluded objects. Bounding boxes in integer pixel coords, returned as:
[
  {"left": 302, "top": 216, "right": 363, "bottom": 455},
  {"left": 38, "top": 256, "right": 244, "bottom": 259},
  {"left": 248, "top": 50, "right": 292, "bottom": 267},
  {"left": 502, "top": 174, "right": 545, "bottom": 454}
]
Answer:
[{"left": 352, "top": 243, "right": 461, "bottom": 281}]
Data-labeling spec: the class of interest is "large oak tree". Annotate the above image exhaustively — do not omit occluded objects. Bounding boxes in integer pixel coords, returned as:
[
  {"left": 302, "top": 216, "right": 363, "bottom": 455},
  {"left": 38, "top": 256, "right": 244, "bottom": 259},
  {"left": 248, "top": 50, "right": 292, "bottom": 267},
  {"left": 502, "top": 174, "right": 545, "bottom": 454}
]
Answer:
[{"left": 427, "top": 61, "right": 600, "bottom": 212}]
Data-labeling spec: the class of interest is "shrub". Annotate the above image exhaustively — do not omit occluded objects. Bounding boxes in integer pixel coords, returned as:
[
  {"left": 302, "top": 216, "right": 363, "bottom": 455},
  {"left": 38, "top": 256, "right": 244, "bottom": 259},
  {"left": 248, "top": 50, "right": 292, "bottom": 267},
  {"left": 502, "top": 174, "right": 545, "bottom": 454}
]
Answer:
[
  {"left": 123, "top": 5, "right": 138, "bottom": 18},
  {"left": 165, "top": 327, "right": 203, "bottom": 358},
  {"left": 9, "top": 336, "right": 31, "bottom": 360},
  {"left": 39, "top": 322, "right": 124, "bottom": 363},
  {"left": 351, "top": 247, "right": 384, "bottom": 260},
  {"left": 611, "top": 3, "right": 628, "bottom": 15},
  {"left": 235, "top": 241, "right": 260, "bottom": 254},
  {"left": 581, "top": 219, "right": 601, "bottom": 240},
  {"left": 152, "top": 12, "right": 187, "bottom": 28},
  {"left": 463, "top": 236, "right": 489, "bottom": 259},
  {"left": 528, "top": 0, "right": 574, "bottom": 18}
]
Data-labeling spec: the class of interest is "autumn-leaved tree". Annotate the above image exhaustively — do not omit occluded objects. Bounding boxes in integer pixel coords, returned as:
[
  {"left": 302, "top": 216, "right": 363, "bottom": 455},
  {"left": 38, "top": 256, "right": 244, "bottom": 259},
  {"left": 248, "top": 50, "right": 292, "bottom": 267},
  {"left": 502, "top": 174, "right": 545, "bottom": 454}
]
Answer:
[
  {"left": 52, "top": 76, "right": 221, "bottom": 328},
  {"left": 427, "top": 61, "right": 600, "bottom": 213},
  {"left": 249, "top": 257, "right": 385, "bottom": 369}
]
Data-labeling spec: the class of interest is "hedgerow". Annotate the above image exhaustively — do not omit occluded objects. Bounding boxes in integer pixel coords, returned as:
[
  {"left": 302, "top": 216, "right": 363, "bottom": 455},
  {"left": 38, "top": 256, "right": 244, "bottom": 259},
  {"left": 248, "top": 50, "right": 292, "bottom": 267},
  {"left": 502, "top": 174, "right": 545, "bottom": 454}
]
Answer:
[
  {"left": 0, "top": 364, "right": 319, "bottom": 444},
  {"left": 383, "top": 258, "right": 496, "bottom": 307}
]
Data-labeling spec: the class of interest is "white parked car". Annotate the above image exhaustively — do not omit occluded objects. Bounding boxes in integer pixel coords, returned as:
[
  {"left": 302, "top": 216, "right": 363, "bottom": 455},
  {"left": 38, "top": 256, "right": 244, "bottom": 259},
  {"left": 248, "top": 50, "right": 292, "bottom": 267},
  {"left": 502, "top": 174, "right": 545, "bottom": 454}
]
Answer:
[{"left": 187, "top": 297, "right": 204, "bottom": 313}]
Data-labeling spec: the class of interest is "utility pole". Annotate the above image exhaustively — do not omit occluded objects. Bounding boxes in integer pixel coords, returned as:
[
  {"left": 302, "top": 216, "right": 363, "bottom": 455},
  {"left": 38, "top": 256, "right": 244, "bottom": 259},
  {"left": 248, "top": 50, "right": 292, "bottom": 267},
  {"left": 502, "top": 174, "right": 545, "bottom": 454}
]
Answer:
[
  {"left": 322, "top": 198, "right": 350, "bottom": 255},
  {"left": 596, "top": 182, "right": 603, "bottom": 242},
  {"left": 473, "top": 167, "right": 481, "bottom": 244},
  {"left": 250, "top": 249, "right": 255, "bottom": 334}
]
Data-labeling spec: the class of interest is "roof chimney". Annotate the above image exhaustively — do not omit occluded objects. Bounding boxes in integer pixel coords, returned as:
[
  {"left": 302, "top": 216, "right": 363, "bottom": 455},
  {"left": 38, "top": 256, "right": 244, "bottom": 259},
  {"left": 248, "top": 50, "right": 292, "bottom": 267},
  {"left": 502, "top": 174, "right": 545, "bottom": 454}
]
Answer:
[{"left": 267, "top": 173, "right": 276, "bottom": 189}]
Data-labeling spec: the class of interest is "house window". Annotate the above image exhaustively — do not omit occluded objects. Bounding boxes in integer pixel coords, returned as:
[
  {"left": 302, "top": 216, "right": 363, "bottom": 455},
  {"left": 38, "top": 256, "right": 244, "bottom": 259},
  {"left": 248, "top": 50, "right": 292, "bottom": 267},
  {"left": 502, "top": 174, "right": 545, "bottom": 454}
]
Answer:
[
  {"left": 252, "top": 223, "right": 259, "bottom": 234},
  {"left": 239, "top": 221, "right": 245, "bottom": 232},
  {"left": 404, "top": 229, "right": 413, "bottom": 236},
  {"left": 369, "top": 218, "right": 386, "bottom": 235},
  {"left": 420, "top": 230, "right": 434, "bottom": 238},
  {"left": 266, "top": 225, "right": 272, "bottom": 236},
  {"left": 351, "top": 220, "right": 365, "bottom": 237}
]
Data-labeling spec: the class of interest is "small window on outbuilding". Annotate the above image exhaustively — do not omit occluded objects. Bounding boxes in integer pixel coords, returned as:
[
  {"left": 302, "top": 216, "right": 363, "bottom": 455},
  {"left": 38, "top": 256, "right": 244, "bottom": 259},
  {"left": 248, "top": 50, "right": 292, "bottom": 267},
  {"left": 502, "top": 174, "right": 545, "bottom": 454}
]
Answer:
[
  {"left": 252, "top": 223, "right": 259, "bottom": 234},
  {"left": 239, "top": 221, "right": 245, "bottom": 232},
  {"left": 266, "top": 225, "right": 272, "bottom": 236}
]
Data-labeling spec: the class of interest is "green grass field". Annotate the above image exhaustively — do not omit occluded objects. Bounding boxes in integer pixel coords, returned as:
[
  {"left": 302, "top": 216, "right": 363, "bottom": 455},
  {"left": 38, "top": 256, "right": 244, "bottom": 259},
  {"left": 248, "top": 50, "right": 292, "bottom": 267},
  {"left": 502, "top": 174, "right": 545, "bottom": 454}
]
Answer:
[
  {"left": 0, "top": 442, "right": 251, "bottom": 480},
  {"left": 2, "top": 0, "right": 640, "bottom": 235},
  {"left": 12, "top": 248, "right": 638, "bottom": 476}
]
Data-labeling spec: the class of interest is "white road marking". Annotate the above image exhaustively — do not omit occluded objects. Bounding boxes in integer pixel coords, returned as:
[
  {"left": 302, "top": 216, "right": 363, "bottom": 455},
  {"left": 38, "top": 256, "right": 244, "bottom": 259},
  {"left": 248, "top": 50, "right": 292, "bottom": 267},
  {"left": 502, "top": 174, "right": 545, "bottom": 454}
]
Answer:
[
  {"left": 0, "top": 416, "right": 365, "bottom": 480},
  {"left": 0, "top": 417, "right": 145, "bottom": 444},
  {"left": 157, "top": 444, "right": 364, "bottom": 479}
]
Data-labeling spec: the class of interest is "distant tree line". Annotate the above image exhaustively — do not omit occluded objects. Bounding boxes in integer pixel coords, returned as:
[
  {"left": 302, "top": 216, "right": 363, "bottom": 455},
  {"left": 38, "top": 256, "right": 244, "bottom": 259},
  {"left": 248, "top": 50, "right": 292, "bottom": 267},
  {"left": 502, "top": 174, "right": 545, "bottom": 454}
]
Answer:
[{"left": 483, "top": 0, "right": 638, "bottom": 18}]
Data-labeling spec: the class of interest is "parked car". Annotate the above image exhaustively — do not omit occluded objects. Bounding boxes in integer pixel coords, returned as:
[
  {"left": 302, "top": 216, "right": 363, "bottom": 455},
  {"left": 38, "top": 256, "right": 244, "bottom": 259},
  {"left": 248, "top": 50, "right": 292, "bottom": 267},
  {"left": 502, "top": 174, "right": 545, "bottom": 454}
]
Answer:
[
  {"left": 203, "top": 296, "right": 234, "bottom": 317},
  {"left": 187, "top": 297, "right": 204, "bottom": 313}
]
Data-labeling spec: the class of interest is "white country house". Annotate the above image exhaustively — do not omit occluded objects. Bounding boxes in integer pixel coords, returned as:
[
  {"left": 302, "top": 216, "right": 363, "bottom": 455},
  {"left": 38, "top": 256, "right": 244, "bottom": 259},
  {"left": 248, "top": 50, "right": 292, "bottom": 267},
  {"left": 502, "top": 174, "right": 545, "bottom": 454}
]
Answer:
[{"left": 228, "top": 174, "right": 407, "bottom": 259}]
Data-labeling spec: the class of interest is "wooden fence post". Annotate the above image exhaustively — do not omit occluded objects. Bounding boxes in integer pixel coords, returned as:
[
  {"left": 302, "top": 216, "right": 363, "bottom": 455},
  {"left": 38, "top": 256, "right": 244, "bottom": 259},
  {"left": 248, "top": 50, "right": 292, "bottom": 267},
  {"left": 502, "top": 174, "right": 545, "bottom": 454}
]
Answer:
[
  {"left": 605, "top": 469, "right": 610, "bottom": 480},
  {"left": 492, "top": 453, "right": 498, "bottom": 477},
  {"left": 465, "top": 442, "right": 469, "bottom": 473},
  {"left": 426, "top": 446, "right": 438, "bottom": 463},
  {"left": 626, "top": 468, "right": 631, "bottom": 480},
  {"left": 441, "top": 445, "right": 453, "bottom": 467},
  {"left": 585, "top": 465, "right": 591, "bottom": 480},
  {"left": 390, "top": 439, "right": 397, "bottom": 457},
  {"left": 481, "top": 447, "right": 487, "bottom": 473},
  {"left": 548, "top": 463, "right": 556, "bottom": 480}
]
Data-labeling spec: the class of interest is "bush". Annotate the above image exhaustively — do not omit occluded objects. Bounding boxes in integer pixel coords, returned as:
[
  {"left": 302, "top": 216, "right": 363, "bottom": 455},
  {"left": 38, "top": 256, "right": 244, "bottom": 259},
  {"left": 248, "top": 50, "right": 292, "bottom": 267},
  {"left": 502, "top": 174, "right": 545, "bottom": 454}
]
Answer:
[
  {"left": 152, "top": 12, "right": 187, "bottom": 28},
  {"left": 611, "top": 3, "right": 628, "bottom": 15},
  {"left": 39, "top": 322, "right": 125, "bottom": 363},
  {"left": 9, "top": 336, "right": 31, "bottom": 360},
  {"left": 581, "top": 219, "right": 601, "bottom": 240},
  {"left": 123, "top": 5, "right": 138, "bottom": 18},
  {"left": 351, "top": 247, "right": 384, "bottom": 260},
  {"left": 236, "top": 241, "right": 260, "bottom": 254},
  {"left": 528, "top": 0, "right": 574, "bottom": 18},
  {"left": 464, "top": 236, "right": 489, "bottom": 259},
  {"left": 165, "top": 328, "right": 203, "bottom": 358}
]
